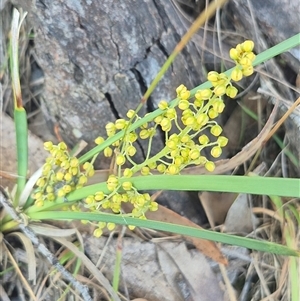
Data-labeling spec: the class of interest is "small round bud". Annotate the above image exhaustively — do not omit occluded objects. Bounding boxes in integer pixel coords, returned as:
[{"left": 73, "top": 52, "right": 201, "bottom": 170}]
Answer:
[
  {"left": 217, "top": 136, "right": 228, "bottom": 147},
  {"left": 158, "top": 100, "right": 168, "bottom": 110},
  {"left": 211, "top": 146, "right": 222, "bottom": 158},
  {"left": 123, "top": 168, "right": 133, "bottom": 178},
  {"left": 242, "top": 66, "right": 254, "bottom": 77},
  {"left": 226, "top": 86, "right": 238, "bottom": 98},
  {"left": 58, "top": 142, "right": 67, "bottom": 150},
  {"left": 122, "top": 181, "right": 133, "bottom": 191},
  {"left": 63, "top": 185, "right": 72, "bottom": 193},
  {"left": 213, "top": 100, "right": 225, "bottom": 113},
  {"left": 95, "top": 191, "right": 105, "bottom": 201},
  {"left": 205, "top": 161, "right": 215, "bottom": 172},
  {"left": 64, "top": 172, "right": 72, "bottom": 182},
  {"left": 231, "top": 68, "right": 243, "bottom": 82},
  {"left": 176, "top": 84, "right": 186, "bottom": 95},
  {"left": 93, "top": 228, "right": 103, "bottom": 238},
  {"left": 56, "top": 172, "right": 64, "bottom": 181},
  {"left": 196, "top": 113, "right": 209, "bottom": 126},
  {"left": 197, "top": 89, "right": 212, "bottom": 100},
  {"left": 141, "top": 166, "right": 150, "bottom": 176},
  {"left": 157, "top": 163, "right": 166, "bottom": 173},
  {"left": 116, "top": 154, "right": 126, "bottom": 166},
  {"left": 139, "top": 129, "right": 150, "bottom": 139},
  {"left": 126, "top": 109, "right": 135, "bottom": 118},
  {"left": 178, "top": 99, "right": 189, "bottom": 110},
  {"left": 107, "top": 223, "right": 116, "bottom": 231},
  {"left": 229, "top": 48, "right": 239, "bottom": 60},
  {"left": 115, "top": 119, "right": 127, "bottom": 130},
  {"left": 207, "top": 71, "right": 219, "bottom": 82},
  {"left": 242, "top": 40, "right": 254, "bottom": 52},
  {"left": 127, "top": 145, "right": 137, "bottom": 156},
  {"left": 107, "top": 175, "right": 119, "bottom": 191},
  {"left": 95, "top": 136, "right": 105, "bottom": 145},
  {"left": 104, "top": 147, "right": 113, "bottom": 157},
  {"left": 167, "top": 164, "right": 179, "bottom": 175},
  {"left": 70, "top": 158, "right": 79, "bottom": 167},
  {"left": 213, "top": 85, "right": 226, "bottom": 97},
  {"left": 44, "top": 141, "right": 53, "bottom": 151},
  {"left": 189, "top": 149, "right": 200, "bottom": 160},
  {"left": 210, "top": 125, "right": 223, "bottom": 136},
  {"left": 198, "top": 134, "right": 209, "bottom": 145},
  {"left": 208, "top": 109, "right": 218, "bottom": 119}
]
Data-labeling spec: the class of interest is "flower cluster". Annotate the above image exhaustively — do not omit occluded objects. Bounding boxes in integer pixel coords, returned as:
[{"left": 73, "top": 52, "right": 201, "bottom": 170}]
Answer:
[
  {"left": 229, "top": 40, "right": 256, "bottom": 80},
  {"left": 34, "top": 41, "right": 256, "bottom": 238},
  {"left": 32, "top": 141, "right": 94, "bottom": 207},
  {"left": 84, "top": 174, "right": 158, "bottom": 237}
]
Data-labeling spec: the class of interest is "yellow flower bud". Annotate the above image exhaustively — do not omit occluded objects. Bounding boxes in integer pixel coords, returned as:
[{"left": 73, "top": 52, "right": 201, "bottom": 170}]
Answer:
[
  {"left": 196, "top": 113, "right": 209, "bottom": 126},
  {"left": 229, "top": 48, "right": 239, "bottom": 60},
  {"left": 63, "top": 185, "right": 72, "bottom": 193},
  {"left": 95, "top": 136, "right": 104, "bottom": 145},
  {"left": 127, "top": 145, "right": 136, "bottom": 156},
  {"left": 207, "top": 71, "right": 219, "bottom": 82},
  {"left": 226, "top": 86, "right": 238, "bottom": 98},
  {"left": 166, "top": 108, "right": 176, "bottom": 119},
  {"left": 213, "top": 85, "right": 226, "bottom": 97},
  {"left": 160, "top": 118, "right": 171, "bottom": 129},
  {"left": 78, "top": 175, "right": 87, "bottom": 185},
  {"left": 208, "top": 109, "right": 218, "bottom": 119},
  {"left": 139, "top": 129, "right": 149, "bottom": 139},
  {"left": 198, "top": 134, "right": 209, "bottom": 145},
  {"left": 36, "top": 177, "right": 46, "bottom": 187},
  {"left": 239, "top": 57, "right": 252, "bottom": 68},
  {"left": 213, "top": 100, "right": 225, "bottom": 113},
  {"left": 107, "top": 175, "right": 119, "bottom": 191},
  {"left": 242, "top": 40, "right": 254, "bottom": 52},
  {"left": 174, "top": 156, "right": 183, "bottom": 166},
  {"left": 95, "top": 191, "right": 105, "bottom": 201},
  {"left": 141, "top": 166, "right": 150, "bottom": 175},
  {"left": 107, "top": 223, "right": 116, "bottom": 231},
  {"left": 58, "top": 142, "right": 67, "bottom": 150},
  {"left": 64, "top": 172, "right": 72, "bottom": 182},
  {"left": 57, "top": 189, "right": 66, "bottom": 197},
  {"left": 180, "top": 90, "right": 191, "bottom": 100},
  {"left": 197, "top": 89, "right": 212, "bottom": 100},
  {"left": 104, "top": 147, "right": 113, "bottom": 157},
  {"left": 56, "top": 172, "right": 64, "bottom": 181},
  {"left": 178, "top": 99, "right": 189, "bottom": 110},
  {"left": 176, "top": 84, "right": 186, "bottom": 95},
  {"left": 242, "top": 66, "right": 254, "bottom": 76},
  {"left": 122, "top": 181, "right": 133, "bottom": 191},
  {"left": 211, "top": 146, "right": 222, "bottom": 158},
  {"left": 167, "top": 164, "right": 179, "bottom": 175},
  {"left": 126, "top": 109, "right": 135, "bottom": 118},
  {"left": 44, "top": 141, "right": 53, "bottom": 151},
  {"left": 231, "top": 68, "right": 243, "bottom": 82},
  {"left": 93, "top": 228, "right": 103, "bottom": 238},
  {"left": 116, "top": 154, "right": 126, "bottom": 166},
  {"left": 205, "top": 161, "right": 215, "bottom": 172},
  {"left": 149, "top": 201, "right": 158, "bottom": 211},
  {"left": 217, "top": 136, "right": 229, "bottom": 147},
  {"left": 123, "top": 168, "right": 133, "bottom": 178},
  {"left": 115, "top": 119, "right": 127, "bottom": 130},
  {"left": 158, "top": 100, "right": 168, "bottom": 110},
  {"left": 189, "top": 149, "right": 200, "bottom": 160},
  {"left": 157, "top": 163, "right": 166, "bottom": 173},
  {"left": 70, "top": 157, "right": 79, "bottom": 167},
  {"left": 210, "top": 125, "right": 223, "bottom": 136}
]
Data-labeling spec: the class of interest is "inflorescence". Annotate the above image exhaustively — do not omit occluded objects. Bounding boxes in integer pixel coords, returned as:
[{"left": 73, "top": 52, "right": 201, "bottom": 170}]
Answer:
[{"left": 33, "top": 40, "right": 255, "bottom": 237}]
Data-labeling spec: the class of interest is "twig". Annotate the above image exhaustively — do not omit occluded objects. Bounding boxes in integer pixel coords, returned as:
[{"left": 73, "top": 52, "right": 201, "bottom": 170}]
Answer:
[{"left": 0, "top": 188, "right": 92, "bottom": 301}]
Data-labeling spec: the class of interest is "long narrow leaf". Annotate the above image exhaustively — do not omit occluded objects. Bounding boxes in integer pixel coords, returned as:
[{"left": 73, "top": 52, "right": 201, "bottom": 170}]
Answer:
[{"left": 29, "top": 211, "right": 299, "bottom": 257}]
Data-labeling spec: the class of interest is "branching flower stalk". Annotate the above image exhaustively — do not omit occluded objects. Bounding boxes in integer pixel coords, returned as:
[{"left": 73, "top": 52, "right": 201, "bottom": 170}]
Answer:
[{"left": 31, "top": 41, "right": 256, "bottom": 237}]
